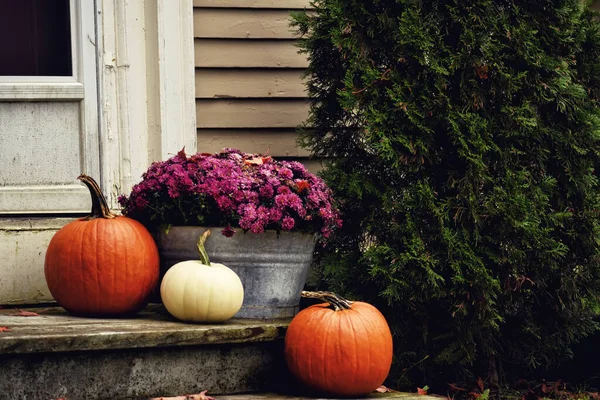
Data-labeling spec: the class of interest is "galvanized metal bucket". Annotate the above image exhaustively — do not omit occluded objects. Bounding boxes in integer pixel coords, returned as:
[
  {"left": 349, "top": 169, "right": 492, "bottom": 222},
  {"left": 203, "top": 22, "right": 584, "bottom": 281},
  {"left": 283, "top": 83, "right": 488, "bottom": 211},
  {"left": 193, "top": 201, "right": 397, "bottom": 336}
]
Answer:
[{"left": 154, "top": 226, "right": 317, "bottom": 319}]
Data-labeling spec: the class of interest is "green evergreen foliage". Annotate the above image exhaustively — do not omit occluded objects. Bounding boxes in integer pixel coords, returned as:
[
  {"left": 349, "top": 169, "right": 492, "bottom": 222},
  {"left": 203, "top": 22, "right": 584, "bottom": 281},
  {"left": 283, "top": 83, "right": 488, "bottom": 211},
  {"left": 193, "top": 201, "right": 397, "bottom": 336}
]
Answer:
[{"left": 292, "top": 0, "right": 600, "bottom": 388}]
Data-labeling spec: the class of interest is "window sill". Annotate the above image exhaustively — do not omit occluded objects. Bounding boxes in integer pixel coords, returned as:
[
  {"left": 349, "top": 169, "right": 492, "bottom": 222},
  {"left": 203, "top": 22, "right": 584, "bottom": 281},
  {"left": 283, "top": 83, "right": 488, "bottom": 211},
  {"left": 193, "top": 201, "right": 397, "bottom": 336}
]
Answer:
[{"left": 0, "top": 79, "right": 84, "bottom": 101}]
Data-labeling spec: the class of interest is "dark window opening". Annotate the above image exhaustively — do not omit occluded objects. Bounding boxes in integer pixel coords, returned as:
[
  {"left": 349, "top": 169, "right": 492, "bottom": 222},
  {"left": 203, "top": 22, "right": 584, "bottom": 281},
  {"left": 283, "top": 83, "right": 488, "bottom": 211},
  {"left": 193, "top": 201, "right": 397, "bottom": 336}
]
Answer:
[{"left": 0, "top": 0, "right": 72, "bottom": 76}]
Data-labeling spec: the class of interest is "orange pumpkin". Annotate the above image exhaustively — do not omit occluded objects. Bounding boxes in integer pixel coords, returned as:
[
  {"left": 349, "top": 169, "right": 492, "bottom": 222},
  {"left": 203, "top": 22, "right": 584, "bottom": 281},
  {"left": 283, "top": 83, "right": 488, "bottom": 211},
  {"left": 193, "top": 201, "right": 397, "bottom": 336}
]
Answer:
[
  {"left": 284, "top": 291, "right": 393, "bottom": 396},
  {"left": 44, "top": 175, "right": 159, "bottom": 316}
]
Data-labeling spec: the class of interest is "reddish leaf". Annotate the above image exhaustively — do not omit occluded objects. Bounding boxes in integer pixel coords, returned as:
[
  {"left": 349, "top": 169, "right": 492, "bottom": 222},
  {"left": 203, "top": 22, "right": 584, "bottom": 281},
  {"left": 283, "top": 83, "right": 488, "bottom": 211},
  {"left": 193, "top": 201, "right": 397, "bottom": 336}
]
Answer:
[
  {"left": 541, "top": 381, "right": 551, "bottom": 394},
  {"left": 295, "top": 180, "right": 310, "bottom": 193},
  {"left": 417, "top": 387, "right": 428, "bottom": 395},
  {"left": 221, "top": 225, "right": 235, "bottom": 238},
  {"left": 245, "top": 157, "right": 264, "bottom": 165},
  {"left": 476, "top": 377, "right": 485, "bottom": 392},
  {"left": 177, "top": 147, "right": 187, "bottom": 159},
  {"left": 196, "top": 391, "right": 216, "bottom": 400},
  {"left": 150, "top": 391, "right": 215, "bottom": 400},
  {"left": 13, "top": 310, "right": 39, "bottom": 317},
  {"left": 0, "top": 327, "right": 10, "bottom": 332},
  {"left": 448, "top": 383, "right": 467, "bottom": 392},
  {"left": 475, "top": 64, "right": 489, "bottom": 80},
  {"left": 375, "top": 385, "right": 396, "bottom": 393}
]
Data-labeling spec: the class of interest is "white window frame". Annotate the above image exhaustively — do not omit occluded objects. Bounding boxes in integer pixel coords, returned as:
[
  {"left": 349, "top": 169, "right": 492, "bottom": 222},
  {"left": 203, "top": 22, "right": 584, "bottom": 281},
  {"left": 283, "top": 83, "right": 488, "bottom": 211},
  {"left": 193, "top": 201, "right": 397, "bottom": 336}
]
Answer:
[{"left": 0, "top": 0, "right": 100, "bottom": 213}]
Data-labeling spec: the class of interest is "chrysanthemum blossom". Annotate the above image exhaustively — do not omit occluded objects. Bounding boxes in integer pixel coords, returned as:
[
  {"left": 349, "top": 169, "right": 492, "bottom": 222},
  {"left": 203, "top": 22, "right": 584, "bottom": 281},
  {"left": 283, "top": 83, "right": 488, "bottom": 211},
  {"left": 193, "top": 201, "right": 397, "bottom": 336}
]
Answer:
[{"left": 119, "top": 148, "right": 342, "bottom": 237}]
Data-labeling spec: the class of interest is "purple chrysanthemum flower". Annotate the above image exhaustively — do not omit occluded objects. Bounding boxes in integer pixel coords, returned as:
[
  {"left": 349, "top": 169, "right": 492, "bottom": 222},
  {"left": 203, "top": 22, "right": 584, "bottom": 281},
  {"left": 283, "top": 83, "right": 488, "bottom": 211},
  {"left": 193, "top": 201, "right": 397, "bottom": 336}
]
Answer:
[{"left": 118, "top": 148, "right": 341, "bottom": 238}]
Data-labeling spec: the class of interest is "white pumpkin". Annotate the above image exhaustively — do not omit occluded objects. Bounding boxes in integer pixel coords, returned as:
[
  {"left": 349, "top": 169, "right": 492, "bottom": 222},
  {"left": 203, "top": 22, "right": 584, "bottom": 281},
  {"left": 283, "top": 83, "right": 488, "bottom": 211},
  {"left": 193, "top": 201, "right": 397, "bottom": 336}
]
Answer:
[{"left": 160, "top": 230, "right": 244, "bottom": 322}]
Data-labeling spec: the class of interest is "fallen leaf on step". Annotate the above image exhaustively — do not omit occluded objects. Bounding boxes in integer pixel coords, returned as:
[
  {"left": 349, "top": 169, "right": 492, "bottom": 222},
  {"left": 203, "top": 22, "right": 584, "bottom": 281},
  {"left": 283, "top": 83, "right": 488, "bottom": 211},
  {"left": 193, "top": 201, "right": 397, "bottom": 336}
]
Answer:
[
  {"left": 12, "top": 310, "right": 39, "bottom": 317},
  {"left": 0, "top": 327, "right": 10, "bottom": 332},
  {"left": 375, "top": 385, "right": 395, "bottom": 393},
  {"left": 149, "top": 397, "right": 188, "bottom": 400},
  {"left": 149, "top": 391, "right": 216, "bottom": 400},
  {"left": 198, "top": 392, "right": 216, "bottom": 400}
]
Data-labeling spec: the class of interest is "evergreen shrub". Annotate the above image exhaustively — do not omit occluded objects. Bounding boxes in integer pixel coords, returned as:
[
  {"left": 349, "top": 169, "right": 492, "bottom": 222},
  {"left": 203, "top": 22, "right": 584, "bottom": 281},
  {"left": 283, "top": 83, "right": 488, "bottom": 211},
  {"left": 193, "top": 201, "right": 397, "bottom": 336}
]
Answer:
[{"left": 293, "top": 0, "right": 600, "bottom": 389}]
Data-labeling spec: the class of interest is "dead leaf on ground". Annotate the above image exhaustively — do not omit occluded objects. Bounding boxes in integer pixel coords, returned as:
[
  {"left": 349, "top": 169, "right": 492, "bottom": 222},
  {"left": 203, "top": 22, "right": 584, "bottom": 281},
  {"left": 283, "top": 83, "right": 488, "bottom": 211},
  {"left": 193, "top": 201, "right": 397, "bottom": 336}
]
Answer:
[
  {"left": 150, "top": 390, "right": 216, "bottom": 400},
  {"left": 149, "top": 397, "right": 188, "bottom": 400},
  {"left": 448, "top": 383, "right": 467, "bottom": 392},
  {"left": 195, "top": 391, "right": 216, "bottom": 400},
  {"left": 12, "top": 310, "right": 39, "bottom": 317},
  {"left": 476, "top": 377, "right": 484, "bottom": 392},
  {"left": 0, "top": 327, "right": 10, "bottom": 332},
  {"left": 375, "top": 385, "right": 396, "bottom": 393}
]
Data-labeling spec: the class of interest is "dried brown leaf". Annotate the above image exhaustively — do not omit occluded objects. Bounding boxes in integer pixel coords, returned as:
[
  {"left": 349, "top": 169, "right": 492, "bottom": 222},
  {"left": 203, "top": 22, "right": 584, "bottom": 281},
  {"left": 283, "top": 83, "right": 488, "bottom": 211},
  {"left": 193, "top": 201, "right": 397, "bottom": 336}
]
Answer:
[
  {"left": 448, "top": 383, "right": 467, "bottom": 392},
  {"left": 150, "top": 391, "right": 215, "bottom": 400},
  {"left": 13, "top": 310, "right": 39, "bottom": 317},
  {"left": 476, "top": 377, "right": 484, "bottom": 392},
  {"left": 196, "top": 391, "right": 216, "bottom": 400}
]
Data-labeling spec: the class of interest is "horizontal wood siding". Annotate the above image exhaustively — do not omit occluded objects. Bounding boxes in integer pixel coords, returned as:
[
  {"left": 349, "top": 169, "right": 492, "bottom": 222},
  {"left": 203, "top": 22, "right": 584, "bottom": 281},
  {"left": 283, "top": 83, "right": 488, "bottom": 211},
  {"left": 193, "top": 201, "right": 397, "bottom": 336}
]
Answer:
[
  {"left": 195, "top": 1, "right": 313, "bottom": 161},
  {"left": 195, "top": 9, "right": 298, "bottom": 39},
  {"left": 198, "top": 129, "right": 310, "bottom": 157},
  {"left": 195, "top": 40, "right": 308, "bottom": 68},
  {"left": 194, "top": 0, "right": 311, "bottom": 9},
  {"left": 197, "top": 99, "right": 309, "bottom": 128},
  {"left": 196, "top": 69, "right": 306, "bottom": 98}
]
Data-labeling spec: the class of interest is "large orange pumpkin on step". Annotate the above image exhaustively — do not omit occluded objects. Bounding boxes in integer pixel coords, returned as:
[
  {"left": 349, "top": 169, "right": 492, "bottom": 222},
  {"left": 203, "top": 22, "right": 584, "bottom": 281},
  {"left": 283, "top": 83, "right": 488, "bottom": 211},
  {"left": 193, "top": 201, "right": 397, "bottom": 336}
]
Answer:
[
  {"left": 44, "top": 175, "right": 159, "bottom": 316},
  {"left": 284, "top": 291, "right": 393, "bottom": 396}
]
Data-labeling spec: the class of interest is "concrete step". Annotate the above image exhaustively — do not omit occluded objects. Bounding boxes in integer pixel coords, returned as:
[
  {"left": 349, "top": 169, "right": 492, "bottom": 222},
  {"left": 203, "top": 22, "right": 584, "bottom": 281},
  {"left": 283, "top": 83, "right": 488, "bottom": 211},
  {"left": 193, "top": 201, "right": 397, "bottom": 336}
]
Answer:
[
  {"left": 0, "top": 306, "right": 291, "bottom": 399},
  {"left": 153, "top": 392, "right": 441, "bottom": 400}
]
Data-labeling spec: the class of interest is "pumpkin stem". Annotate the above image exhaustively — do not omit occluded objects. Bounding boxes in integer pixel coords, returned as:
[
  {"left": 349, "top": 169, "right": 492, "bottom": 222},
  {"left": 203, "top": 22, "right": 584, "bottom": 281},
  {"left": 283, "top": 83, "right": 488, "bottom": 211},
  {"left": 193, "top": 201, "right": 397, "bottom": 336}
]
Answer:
[
  {"left": 197, "top": 229, "right": 212, "bottom": 266},
  {"left": 301, "top": 291, "right": 353, "bottom": 311},
  {"left": 78, "top": 175, "right": 117, "bottom": 220}
]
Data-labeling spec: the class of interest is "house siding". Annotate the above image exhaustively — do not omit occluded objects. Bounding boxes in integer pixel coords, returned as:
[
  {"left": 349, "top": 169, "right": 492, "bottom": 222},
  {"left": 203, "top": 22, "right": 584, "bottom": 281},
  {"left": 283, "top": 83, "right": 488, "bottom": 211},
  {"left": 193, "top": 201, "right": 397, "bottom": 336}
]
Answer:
[{"left": 193, "top": 0, "right": 319, "bottom": 169}]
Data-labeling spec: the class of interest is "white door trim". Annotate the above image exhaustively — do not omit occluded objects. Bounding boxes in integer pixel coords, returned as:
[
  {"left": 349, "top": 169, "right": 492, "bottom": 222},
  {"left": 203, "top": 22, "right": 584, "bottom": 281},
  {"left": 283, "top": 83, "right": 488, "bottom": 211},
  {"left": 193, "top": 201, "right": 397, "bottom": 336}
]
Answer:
[{"left": 97, "top": 0, "right": 197, "bottom": 208}]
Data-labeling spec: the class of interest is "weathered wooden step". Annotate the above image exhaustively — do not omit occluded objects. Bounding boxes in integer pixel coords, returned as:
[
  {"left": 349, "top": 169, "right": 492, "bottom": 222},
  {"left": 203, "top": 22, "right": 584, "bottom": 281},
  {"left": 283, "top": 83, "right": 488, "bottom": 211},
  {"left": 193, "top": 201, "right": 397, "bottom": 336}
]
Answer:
[{"left": 0, "top": 306, "right": 290, "bottom": 399}]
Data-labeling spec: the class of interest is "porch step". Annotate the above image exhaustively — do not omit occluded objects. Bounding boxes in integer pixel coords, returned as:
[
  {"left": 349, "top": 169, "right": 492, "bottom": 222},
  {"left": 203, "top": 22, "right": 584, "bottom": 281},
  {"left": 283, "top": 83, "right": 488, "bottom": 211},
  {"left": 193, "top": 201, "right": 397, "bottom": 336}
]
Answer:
[
  {"left": 0, "top": 306, "right": 291, "bottom": 399},
  {"left": 157, "top": 392, "right": 441, "bottom": 400}
]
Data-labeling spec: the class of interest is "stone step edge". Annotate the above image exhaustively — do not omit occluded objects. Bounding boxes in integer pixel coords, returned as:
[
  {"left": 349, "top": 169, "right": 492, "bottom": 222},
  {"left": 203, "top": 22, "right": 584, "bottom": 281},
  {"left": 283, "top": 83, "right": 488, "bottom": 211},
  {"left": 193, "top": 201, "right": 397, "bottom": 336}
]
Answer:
[
  {"left": 0, "top": 305, "right": 289, "bottom": 354},
  {"left": 153, "top": 392, "right": 444, "bottom": 400}
]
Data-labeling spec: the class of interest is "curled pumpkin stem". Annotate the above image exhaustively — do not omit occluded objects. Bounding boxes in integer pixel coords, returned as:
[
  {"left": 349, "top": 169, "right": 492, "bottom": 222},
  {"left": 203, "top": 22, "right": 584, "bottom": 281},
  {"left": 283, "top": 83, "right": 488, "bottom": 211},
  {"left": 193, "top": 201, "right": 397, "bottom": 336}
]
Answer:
[
  {"left": 197, "top": 229, "right": 212, "bottom": 266},
  {"left": 301, "top": 290, "right": 353, "bottom": 311},
  {"left": 78, "top": 174, "right": 116, "bottom": 220}
]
